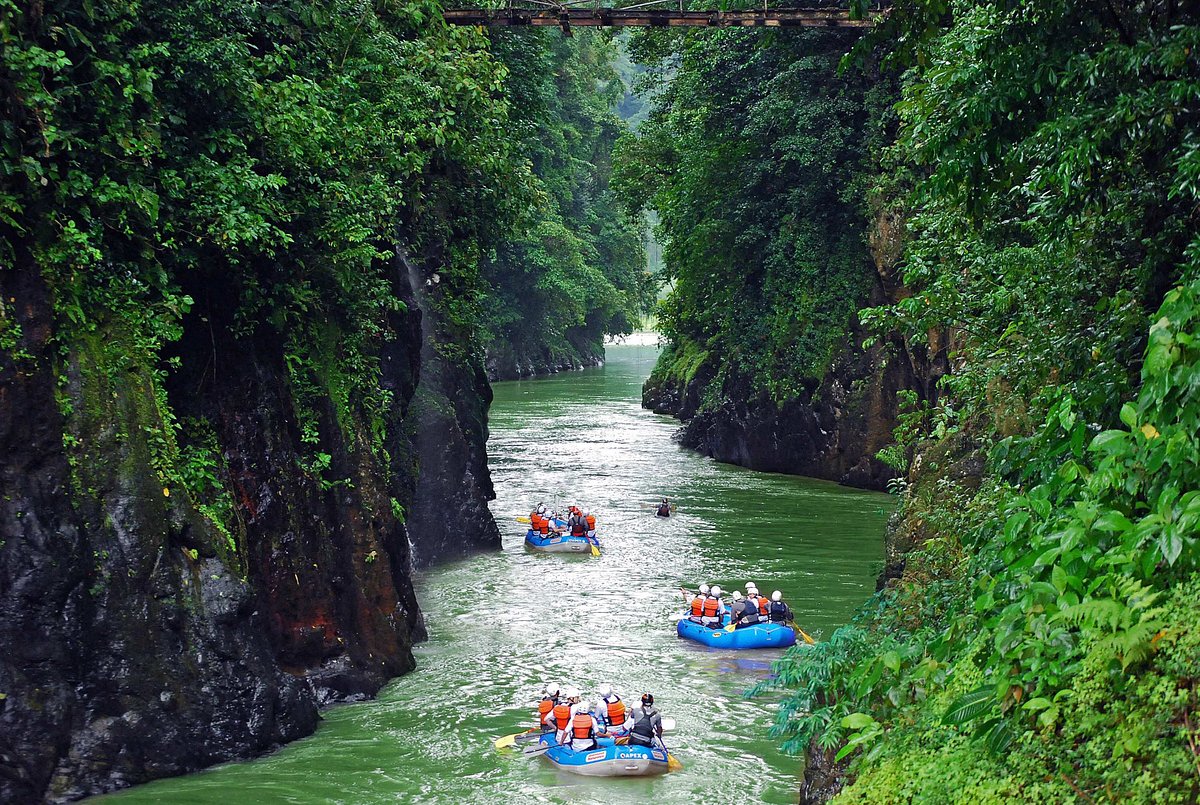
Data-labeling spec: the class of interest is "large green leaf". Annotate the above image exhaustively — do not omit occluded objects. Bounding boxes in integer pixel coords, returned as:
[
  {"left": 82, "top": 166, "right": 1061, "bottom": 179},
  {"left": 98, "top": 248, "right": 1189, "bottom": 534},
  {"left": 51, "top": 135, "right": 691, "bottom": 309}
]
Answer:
[{"left": 942, "top": 686, "right": 996, "bottom": 726}]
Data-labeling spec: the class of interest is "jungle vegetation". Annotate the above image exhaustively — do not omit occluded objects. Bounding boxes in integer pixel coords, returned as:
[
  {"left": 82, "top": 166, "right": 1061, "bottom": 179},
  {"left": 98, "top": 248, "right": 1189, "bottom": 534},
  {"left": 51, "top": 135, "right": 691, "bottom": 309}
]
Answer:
[
  {"left": 1, "top": 1, "right": 647, "bottom": 533},
  {"left": 614, "top": 0, "right": 1199, "bottom": 798},
  {"left": 702, "top": 0, "right": 1199, "bottom": 800},
  {"left": 615, "top": 26, "right": 892, "bottom": 405},
  {"left": 483, "top": 30, "right": 655, "bottom": 371}
]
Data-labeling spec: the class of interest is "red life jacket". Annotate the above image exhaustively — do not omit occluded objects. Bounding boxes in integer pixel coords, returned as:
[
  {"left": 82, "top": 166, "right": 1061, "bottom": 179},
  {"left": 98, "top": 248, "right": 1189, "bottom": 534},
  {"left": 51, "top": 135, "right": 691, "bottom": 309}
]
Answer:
[
  {"left": 690, "top": 597, "right": 704, "bottom": 617},
  {"left": 758, "top": 597, "right": 769, "bottom": 616},
  {"left": 553, "top": 702, "right": 573, "bottom": 730},
  {"left": 572, "top": 713, "right": 595, "bottom": 740},
  {"left": 530, "top": 513, "right": 543, "bottom": 533},
  {"left": 605, "top": 697, "right": 626, "bottom": 727},
  {"left": 702, "top": 596, "right": 719, "bottom": 618}
]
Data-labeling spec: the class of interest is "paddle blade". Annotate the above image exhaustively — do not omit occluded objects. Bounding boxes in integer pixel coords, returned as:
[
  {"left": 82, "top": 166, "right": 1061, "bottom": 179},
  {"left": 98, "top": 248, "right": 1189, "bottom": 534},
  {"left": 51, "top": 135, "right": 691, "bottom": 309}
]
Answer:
[
  {"left": 523, "top": 743, "right": 555, "bottom": 756},
  {"left": 667, "top": 753, "right": 684, "bottom": 771},
  {"left": 590, "top": 543, "right": 600, "bottom": 557},
  {"left": 798, "top": 627, "right": 816, "bottom": 645},
  {"left": 724, "top": 624, "right": 736, "bottom": 632},
  {"left": 494, "top": 734, "right": 517, "bottom": 750},
  {"left": 516, "top": 516, "right": 530, "bottom": 524}
]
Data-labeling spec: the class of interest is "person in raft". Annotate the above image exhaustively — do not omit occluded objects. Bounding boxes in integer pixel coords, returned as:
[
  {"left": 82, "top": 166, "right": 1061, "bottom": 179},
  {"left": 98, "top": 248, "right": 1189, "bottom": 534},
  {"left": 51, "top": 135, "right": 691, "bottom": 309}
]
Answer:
[
  {"left": 544, "top": 687, "right": 581, "bottom": 735},
  {"left": 536, "top": 682, "right": 561, "bottom": 732},
  {"left": 655, "top": 497, "right": 671, "bottom": 517},
  {"left": 682, "top": 583, "right": 710, "bottom": 623},
  {"left": 597, "top": 684, "right": 631, "bottom": 734},
  {"left": 768, "top": 590, "right": 793, "bottom": 623},
  {"left": 564, "top": 699, "right": 606, "bottom": 751},
  {"left": 745, "top": 582, "right": 767, "bottom": 619},
  {"left": 701, "top": 585, "right": 726, "bottom": 629},
  {"left": 529, "top": 504, "right": 552, "bottom": 538},
  {"left": 628, "top": 693, "right": 664, "bottom": 748},
  {"left": 583, "top": 509, "right": 597, "bottom": 538},
  {"left": 567, "top": 509, "right": 589, "bottom": 540},
  {"left": 730, "top": 591, "right": 762, "bottom": 629}
]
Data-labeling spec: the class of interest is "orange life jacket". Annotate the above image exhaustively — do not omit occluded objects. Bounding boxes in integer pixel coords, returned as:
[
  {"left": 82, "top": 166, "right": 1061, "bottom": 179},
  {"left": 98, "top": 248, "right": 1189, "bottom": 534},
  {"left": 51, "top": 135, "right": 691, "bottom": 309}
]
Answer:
[
  {"left": 553, "top": 702, "right": 573, "bottom": 730},
  {"left": 531, "top": 513, "right": 543, "bottom": 533},
  {"left": 702, "top": 596, "right": 719, "bottom": 618},
  {"left": 758, "top": 597, "right": 769, "bottom": 616},
  {"left": 605, "top": 697, "right": 625, "bottom": 727},
  {"left": 538, "top": 515, "right": 550, "bottom": 535},
  {"left": 538, "top": 697, "right": 554, "bottom": 722},
  {"left": 585, "top": 514, "right": 596, "bottom": 530},
  {"left": 572, "top": 712, "right": 595, "bottom": 740},
  {"left": 690, "top": 596, "right": 704, "bottom": 617}
]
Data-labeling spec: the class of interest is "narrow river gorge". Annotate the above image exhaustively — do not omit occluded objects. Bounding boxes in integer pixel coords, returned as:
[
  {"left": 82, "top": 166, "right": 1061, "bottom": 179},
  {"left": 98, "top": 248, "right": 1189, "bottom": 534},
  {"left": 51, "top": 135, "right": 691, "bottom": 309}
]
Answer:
[{"left": 101, "top": 345, "right": 891, "bottom": 804}]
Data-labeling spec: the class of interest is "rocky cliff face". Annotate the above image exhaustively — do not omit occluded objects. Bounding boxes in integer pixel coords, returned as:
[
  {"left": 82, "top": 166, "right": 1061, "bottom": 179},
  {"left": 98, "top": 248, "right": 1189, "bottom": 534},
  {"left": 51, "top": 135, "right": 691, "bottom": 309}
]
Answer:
[
  {"left": 403, "top": 253, "right": 502, "bottom": 566},
  {"left": 644, "top": 246, "right": 949, "bottom": 491},
  {"left": 484, "top": 322, "right": 605, "bottom": 382},
  {"left": 0, "top": 247, "right": 499, "bottom": 801}
]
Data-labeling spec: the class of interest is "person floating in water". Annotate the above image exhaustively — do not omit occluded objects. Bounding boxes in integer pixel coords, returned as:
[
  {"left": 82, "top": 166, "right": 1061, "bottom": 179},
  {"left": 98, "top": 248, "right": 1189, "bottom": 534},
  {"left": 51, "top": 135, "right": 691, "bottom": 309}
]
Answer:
[{"left": 655, "top": 497, "right": 671, "bottom": 518}]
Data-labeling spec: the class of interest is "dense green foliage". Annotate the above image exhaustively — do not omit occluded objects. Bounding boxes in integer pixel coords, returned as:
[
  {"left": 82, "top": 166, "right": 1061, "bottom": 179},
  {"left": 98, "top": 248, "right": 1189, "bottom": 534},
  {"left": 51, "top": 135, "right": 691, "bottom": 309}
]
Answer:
[
  {"left": 481, "top": 31, "right": 654, "bottom": 371},
  {"left": 2, "top": 0, "right": 531, "bottom": 557},
  {"left": 615, "top": 28, "right": 888, "bottom": 404},
  {"left": 751, "top": 0, "right": 1200, "bottom": 799},
  {"left": 1, "top": 3, "right": 645, "bottom": 560}
]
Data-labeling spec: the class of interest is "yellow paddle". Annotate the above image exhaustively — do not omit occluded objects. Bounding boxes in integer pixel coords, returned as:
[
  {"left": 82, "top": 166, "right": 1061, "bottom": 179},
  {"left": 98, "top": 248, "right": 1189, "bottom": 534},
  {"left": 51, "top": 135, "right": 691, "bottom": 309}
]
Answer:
[
  {"left": 722, "top": 619, "right": 815, "bottom": 644},
  {"left": 494, "top": 728, "right": 539, "bottom": 749},
  {"left": 516, "top": 516, "right": 530, "bottom": 524}
]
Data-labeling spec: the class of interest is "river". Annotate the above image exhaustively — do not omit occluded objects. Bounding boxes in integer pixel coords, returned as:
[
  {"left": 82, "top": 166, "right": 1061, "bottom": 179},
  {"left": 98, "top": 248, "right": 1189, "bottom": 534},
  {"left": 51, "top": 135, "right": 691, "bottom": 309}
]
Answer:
[{"left": 101, "top": 344, "right": 892, "bottom": 804}]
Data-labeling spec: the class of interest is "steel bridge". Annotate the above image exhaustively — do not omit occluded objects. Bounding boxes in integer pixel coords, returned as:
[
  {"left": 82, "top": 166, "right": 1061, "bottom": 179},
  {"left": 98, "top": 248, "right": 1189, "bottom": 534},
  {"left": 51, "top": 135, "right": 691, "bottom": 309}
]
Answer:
[{"left": 441, "top": 1, "right": 883, "bottom": 31}]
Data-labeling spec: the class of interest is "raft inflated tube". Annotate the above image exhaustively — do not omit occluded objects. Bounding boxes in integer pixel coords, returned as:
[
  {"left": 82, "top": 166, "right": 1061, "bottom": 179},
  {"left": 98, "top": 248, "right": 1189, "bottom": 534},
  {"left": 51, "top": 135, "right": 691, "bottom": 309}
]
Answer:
[
  {"left": 676, "top": 617, "right": 797, "bottom": 649},
  {"left": 538, "top": 735, "right": 669, "bottom": 777},
  {"left": 523, "top": 529, "right": 598, "bottom": 554}
]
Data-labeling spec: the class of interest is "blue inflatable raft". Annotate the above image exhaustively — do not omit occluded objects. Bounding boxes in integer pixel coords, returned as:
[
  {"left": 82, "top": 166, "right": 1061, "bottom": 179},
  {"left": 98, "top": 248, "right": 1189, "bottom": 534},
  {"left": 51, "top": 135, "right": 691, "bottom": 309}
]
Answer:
[
  {"left": 676, "top": 617, "right": 797, "bottom": 649},
  {"left": 524, "top": 529, "right": 599, "bottom": 554},
  {"left": 538, "top": 735, "right": 668, "bottom": 777}
]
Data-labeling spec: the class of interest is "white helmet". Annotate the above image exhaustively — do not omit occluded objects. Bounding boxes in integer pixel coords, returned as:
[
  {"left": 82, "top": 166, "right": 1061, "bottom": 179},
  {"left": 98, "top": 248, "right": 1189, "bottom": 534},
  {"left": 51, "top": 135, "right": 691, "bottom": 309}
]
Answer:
[
  {"left": 537, "top": 503, "right": 546, "bottom": 513},
  {"left": 578, "top": 700, "right": 593, "bottom": 714},
  {"left": 565, "top": 686, "right": 581, "bottom": 700},
  {"left": 598, "top": 684, "right": 612, "bottom": 698},
  {"left": 711, "top": 586, "right": 722, "bottom": 597},
  {"left": 746, "top": 582, "right": 758, "bottom": 592},
  {"left": 583, "top": 509, "right": 590, "bottom": 516},
  {"left": 698, "top": 583, "right": 710, "bottom": 595},
  {"left": 772, "top": 591, "right": 782, "bottom": 602},
  {"left": 732, "top": 591, "right": 743, "bottom": 601},
  {"left": 545, "top": 682, "right": 560, "bottom": 696}
]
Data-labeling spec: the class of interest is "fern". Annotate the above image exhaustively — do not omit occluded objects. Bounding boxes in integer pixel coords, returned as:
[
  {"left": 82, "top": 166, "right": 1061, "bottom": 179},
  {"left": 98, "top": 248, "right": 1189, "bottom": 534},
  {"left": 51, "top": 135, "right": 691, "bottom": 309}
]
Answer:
[{"left": 1055, "top": 599, "right": 1126, "bottom": 631}]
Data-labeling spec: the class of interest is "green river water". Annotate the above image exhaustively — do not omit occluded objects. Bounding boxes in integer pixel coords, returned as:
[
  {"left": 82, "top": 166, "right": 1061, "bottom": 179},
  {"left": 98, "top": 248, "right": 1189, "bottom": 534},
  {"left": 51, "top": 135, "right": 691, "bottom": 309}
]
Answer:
[{"left": 102, "top": 344, "right": 892, "bottom": 804}]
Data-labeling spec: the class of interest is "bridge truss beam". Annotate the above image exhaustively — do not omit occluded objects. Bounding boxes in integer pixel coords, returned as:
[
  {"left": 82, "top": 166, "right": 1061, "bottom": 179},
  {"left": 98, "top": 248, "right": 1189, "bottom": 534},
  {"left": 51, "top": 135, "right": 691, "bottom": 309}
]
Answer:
[{"left": 441, "top": 7, "right": 878, "bottom": 28}]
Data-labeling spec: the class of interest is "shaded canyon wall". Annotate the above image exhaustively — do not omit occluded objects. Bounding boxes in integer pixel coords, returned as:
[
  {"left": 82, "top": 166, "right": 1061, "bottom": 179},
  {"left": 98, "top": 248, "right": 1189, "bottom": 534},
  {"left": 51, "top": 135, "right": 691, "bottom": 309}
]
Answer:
[
  {"left": 643, "top": 223, "right": 950, "bottom": 491},
  {"left": 0, "top": 249, "right": 500, "bottom": 802}
]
